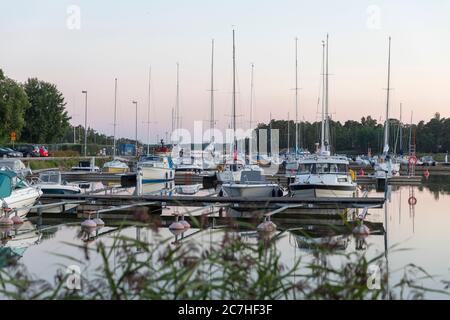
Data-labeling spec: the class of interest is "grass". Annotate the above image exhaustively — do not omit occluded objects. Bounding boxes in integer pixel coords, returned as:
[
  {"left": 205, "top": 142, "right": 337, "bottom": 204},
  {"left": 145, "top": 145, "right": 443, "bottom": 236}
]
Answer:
[{"left": 24, "top": 158, "right": 112, "bottom": 171}]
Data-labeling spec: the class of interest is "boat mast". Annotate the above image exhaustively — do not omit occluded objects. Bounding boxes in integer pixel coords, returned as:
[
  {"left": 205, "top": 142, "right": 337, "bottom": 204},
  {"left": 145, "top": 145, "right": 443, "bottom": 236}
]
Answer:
[
  {"left": 249, "top": 63, "right": 254, "bottom": 130},
  {"left": 399, "top": 102, "right": 403, "bottom": 155},
  {"left": 176, "top": 62, "right": 180, "bottom": 133},
  {"left": 295, "top": 37, "right": 299, "bottom": 155},
  {"left": 287, "top": 112, "right": 290, "bottom": 154},
  {"left": 383, "top": 36, "right": 392, "bottom": 155},
  {"left": 147, "top": 66, "right": 151, "bottom": 155},
  {"left": 320, "top": 39, "right": 326, "bottom": 153},
  {"left": 210, "top": 39, "right": 215, "bottom": 142},
  {"left": 324, "top": 34, "right": 330, "bottom": 153},
  {"left": 232, "top": 28, "right": 237, "bottom": 164},
  {"left": 113, "top": 78, "right": 118, "bottom": 158}
]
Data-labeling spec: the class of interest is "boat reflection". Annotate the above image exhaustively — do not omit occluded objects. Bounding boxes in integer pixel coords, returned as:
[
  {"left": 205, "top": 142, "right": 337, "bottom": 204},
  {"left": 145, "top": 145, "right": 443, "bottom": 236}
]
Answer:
[
  {"left": 141, "top": 182, "right": 174, "bottom": 195},
  {"left": 0, "top": 221, "right": 41, "bottom": 267}
]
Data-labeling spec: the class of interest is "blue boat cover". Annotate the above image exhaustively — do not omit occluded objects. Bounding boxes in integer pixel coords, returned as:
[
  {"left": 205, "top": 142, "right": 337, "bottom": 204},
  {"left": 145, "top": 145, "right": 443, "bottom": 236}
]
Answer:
[{"left": 0, "top": 171, "right": 16, "bottom": 198}]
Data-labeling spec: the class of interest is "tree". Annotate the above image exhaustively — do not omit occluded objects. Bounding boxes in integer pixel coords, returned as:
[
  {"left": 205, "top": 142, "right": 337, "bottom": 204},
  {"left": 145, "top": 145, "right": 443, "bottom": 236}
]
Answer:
[
  {"left": 22, "top": 78, "right": 71, "bottom": 143},
  {"left": 0, "top": 69, "right": 29, "bottom": 143}
]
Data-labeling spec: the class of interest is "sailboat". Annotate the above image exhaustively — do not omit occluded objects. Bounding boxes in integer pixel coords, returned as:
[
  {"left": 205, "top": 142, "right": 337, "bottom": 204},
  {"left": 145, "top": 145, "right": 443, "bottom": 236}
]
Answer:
[
  {"left": 289, "top": 35, "right": 357, "bottom": 198},
  {"left": 103, "top": 78, "right": 130, "bottom": 173},
  {"left": 217, "top": 29, "right": 247, "bottom": 184},
  {"left": 373, "top": 37, "right": 400, "bottom": 179},
  {"left": 218, "top": 30, "right": 279, "bottom": 197},
  {"left": 285, "top": 38, "right": 310, "bottom": 178}
]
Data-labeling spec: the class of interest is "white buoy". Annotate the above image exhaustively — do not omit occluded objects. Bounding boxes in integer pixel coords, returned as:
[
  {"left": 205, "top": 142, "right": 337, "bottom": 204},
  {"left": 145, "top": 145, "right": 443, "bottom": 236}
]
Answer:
[
  {"left": 169, "top": 228, "right": 185, "bottom": 236},
  {"left": 179, "top": 215, "right": 190, "bottom": 228},
  {"left": 81, "top": 219, "right": 97, "bottom": 228},
  {"left": 353, "top": 224, "right": 370, "bottom": 236},
  {"left": 169, "top": 221, "right": 185, "bottom": 230},
  {"left": 257, "top": 220, "right": 277, "bottom": 232},
  {"left": 93, "top": 218, "right": 105, "bottom": 226}
]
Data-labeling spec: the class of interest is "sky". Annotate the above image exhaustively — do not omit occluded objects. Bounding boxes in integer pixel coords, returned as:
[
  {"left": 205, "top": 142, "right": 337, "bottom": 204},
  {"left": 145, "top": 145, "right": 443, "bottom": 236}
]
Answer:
[{"left": 1, "top": 0, "right": 450, "bottom": 143}]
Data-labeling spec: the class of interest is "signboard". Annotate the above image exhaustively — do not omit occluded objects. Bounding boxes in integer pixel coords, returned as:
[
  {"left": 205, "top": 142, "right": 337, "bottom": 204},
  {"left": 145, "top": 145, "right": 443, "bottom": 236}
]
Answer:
[{"left": 10, "top": 132, "right": 16, "bottom": 141}]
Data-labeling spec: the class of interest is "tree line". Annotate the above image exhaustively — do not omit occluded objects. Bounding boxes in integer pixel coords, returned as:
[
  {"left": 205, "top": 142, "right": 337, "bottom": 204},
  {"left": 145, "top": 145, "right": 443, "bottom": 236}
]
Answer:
[
  {"left": 257, "top": 112, "right": 450, "bottom": 155},
  {"left": 0, "top": 69, "right": 70, "bottom": 144}
]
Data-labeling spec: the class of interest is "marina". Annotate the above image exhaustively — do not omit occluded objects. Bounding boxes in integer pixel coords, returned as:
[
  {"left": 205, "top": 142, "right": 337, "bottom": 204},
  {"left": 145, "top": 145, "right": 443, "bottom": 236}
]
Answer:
[{"left": 2, "top": 0, "right": 450, "bottom": 306}]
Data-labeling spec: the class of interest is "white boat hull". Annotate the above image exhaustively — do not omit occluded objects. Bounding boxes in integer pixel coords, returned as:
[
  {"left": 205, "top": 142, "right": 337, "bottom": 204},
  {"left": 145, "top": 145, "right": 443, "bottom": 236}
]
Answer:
[
  {"left": 141, "top": 166, "right": 175, "bottom": 184},
  {"left": 290, "top": 186, "right": 356, "bottom": 198},
  {"left": 221, "top": 184, "right": 279, "bottom": 198},
  {"left": 3, "top": 187, "right": 41, "bottom": 218}
]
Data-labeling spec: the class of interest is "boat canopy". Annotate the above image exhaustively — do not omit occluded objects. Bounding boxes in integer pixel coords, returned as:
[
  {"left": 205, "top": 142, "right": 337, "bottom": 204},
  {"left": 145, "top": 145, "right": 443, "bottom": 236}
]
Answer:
[{"left": 0, "top": 170, "right": 16, "bottom": 198}]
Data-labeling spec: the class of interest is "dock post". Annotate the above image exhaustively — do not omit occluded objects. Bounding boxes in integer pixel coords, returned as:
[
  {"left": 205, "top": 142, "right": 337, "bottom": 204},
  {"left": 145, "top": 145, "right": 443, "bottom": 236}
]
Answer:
[
  {"left": 135, "top": 167, "right": 143, "bottom": 196},
  {"left": 91, "top": 157, "right": 95, "bottom": 172}
]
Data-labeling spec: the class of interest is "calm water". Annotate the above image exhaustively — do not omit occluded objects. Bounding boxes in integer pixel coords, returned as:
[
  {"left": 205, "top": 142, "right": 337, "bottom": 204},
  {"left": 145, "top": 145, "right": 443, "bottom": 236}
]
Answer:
[{"left": 1, "top": 176, "right": 450, "bottom": 299}]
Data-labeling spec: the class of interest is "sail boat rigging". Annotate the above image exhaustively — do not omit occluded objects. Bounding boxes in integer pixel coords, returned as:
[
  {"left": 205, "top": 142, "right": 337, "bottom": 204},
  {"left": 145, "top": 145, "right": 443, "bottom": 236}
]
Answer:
[
  {"left": 102, "top": 78, "right": 129, "bottom": 173},
  {"left": 210, "top": 39, "right": 215, "bottom": 142},
  {"left": 289, "top": 34, "right": 356, "bottom": 198},
  {"left": 374, "top": 36, "right": 400, "bottom": 179},
  {"left": 294, "top": 37, "right": 299, "bottom": 155}
]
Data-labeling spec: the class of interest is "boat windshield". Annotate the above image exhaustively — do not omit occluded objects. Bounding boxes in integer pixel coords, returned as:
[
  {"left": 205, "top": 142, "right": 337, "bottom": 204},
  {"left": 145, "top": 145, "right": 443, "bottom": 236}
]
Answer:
[
  {"left": 140, "top": 156, "right": 163, "bottom": 162},
  {"left": 298, "top": 163, "right": 348, "bottom": 174}
]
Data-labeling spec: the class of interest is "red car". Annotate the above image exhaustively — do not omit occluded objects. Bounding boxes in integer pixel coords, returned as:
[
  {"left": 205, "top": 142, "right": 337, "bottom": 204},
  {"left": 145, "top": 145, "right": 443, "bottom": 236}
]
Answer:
[{"left": 39, "top": 146, "right": 49, "bottom": 157}]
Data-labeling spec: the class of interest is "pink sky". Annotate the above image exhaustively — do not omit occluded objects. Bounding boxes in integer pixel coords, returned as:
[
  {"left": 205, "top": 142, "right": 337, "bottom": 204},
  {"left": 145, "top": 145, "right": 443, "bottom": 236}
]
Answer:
[{"left": 1, "top": 0, "right": 450, "bottom": 143}]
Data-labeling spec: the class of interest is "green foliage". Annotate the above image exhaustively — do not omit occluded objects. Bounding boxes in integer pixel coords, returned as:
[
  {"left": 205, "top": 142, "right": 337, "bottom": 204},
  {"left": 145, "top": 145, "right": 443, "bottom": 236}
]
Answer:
[
  {"left": 22, "top": 78, "right": 70, "bottom": 144},
  {"left": 0, "top": 69, "right": 30, "bottom": 143}
]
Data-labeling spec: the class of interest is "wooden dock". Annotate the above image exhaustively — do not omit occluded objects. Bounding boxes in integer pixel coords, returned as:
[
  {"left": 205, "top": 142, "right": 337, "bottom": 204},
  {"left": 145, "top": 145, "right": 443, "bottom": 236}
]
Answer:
[
  {"left": 39, "top": 193, "right": 385, "bottom": 209},
  {"left": 356, "top": 175, "right": 423, "bottom": 185}
]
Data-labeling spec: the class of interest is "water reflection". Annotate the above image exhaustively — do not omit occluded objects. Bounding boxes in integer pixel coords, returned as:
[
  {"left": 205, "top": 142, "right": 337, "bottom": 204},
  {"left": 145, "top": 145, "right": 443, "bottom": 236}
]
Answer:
[
  {"left": 0, "top": 221, "right": 41, "bottom": 267},
  {"left": 0, "top": 176, "right": 448, "bottom": 298}
]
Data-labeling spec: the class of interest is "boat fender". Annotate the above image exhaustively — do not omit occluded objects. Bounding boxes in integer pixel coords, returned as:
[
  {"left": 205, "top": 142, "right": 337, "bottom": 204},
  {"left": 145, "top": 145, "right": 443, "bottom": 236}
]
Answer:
[
  {"left": 277, "top": 189, "right": 283, "bottom": 197},
  {"left": 271, "top": 189, "right": 276, "bottom": 197},
  {"left": 218, "top": 189, "right": 224, "bottom": 197},
  {"left": 424, "top": 170, "right": 430, "bottom": 179}
]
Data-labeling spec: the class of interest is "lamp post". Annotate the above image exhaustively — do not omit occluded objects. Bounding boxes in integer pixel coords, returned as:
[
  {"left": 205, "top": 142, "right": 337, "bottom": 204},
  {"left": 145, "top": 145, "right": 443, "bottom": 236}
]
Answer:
[
  {"left": 132, "top": 101, "right": 138, "bottom": 156},
  {"left": 82, "top": 90, "right": 88, "bottom": 156}
]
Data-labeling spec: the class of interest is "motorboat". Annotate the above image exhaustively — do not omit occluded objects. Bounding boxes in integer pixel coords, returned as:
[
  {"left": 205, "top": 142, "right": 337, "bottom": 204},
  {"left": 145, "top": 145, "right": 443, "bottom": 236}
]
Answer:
[
  {"left": 154, "top": 139, "right": 172, "bottom": 156},
  {"left": 220, "top": 169, "right": 280, "bottom": 198},
  {"left": 289, "top": 155, "right": 357, "bottom": 198},
  {"left": 29, "top": 171, "right": 81, "bottom": 214},
  {"left": 71, "top": 159, "right": 100, "bottom": 172},
  {"left": 173, "top": 155, "right": 203, "bottom": 173},
  {"left": 0, "top": 170, "right": 42, "bottom": 218},
  {"left": 289, "top": 35, "right": 356, "bottom": 198},
  {"left": 102, "top": 159, "right": 129, "bottom": 173},
  {"left": 0, "top": 159, "right": 31, "bottom": 177},
  {"left": 137, "top": 155, "right": 175, "bottom": 184}
]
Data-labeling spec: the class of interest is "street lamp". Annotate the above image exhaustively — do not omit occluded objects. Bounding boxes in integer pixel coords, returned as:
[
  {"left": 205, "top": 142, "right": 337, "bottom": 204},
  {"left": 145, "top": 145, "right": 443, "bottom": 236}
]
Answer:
[
  {"left": 82, "top": 90, "right": 88, "bottom": 156},
  {"left": 132, "top": 101, "right": 138, "bottom": 156}
]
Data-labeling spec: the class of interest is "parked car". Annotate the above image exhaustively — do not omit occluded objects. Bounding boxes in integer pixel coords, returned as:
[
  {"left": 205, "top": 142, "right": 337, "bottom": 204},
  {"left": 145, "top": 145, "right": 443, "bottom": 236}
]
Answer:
[
  {"left": 0, "top": 147, "right": 22, "bottom": 158},
  {"left": 39, "top": 145, "right": 49, "bottom": 157},
  {"left": 15, "top": 144, "right": 41, "bottom": 157},
  {"left": 420, "top": 156, "right": 436, "bottom": 166},
  {"left": 0, "top": 147, "right": 23, "bottom": 158}
]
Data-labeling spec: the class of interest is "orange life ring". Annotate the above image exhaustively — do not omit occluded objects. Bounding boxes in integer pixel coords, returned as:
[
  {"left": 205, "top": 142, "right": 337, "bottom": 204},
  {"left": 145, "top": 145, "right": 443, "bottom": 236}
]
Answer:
[{"left": 408, "top": 196, "right": 417, "bottom": 206}]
